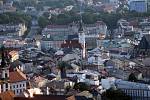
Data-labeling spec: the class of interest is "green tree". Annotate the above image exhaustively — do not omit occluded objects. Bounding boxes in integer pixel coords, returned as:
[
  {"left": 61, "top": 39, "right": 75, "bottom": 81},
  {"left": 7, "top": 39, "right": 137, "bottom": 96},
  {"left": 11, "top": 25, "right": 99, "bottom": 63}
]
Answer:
[
  {"left": 128, "top": 73, "right": 137, "bottom": 82},
  {"left": 0, "top": 12, "right": 31, "bottom": 25},
  {"left": 82, "top": 12, "right": 97, "bottom": 24},
  {"left": 73, "top": 82, "right": 90, "bottom": 91},
  {"left": 38, "top": 16, "right": 49, "bottom": 28},
  {"left": 55, "top": 13, "right": 72, "bottom": 25},
  {"left": 57, "top": 61, "right": 71, "bottom": 79}
]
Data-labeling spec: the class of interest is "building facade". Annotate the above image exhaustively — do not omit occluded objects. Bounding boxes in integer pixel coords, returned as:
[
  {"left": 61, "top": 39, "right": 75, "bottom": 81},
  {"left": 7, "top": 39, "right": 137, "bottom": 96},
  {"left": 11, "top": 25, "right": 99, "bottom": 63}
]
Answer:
[
  {"left": 0, "top": 46, "right": 28, "bottom": 95},
  {"left": 129, "top": 0, "right": 148, "bottom": 12}
]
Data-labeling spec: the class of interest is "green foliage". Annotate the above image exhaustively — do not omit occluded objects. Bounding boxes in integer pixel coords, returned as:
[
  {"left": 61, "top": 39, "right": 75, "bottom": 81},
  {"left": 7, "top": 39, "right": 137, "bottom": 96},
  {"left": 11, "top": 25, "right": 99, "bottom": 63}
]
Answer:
[
  {"left": 65, "top": 85, "right": 72, "bottom": 93},
  {"left": 0, "top": 12, "right": 32, "bottom": 26},
  {"left": 57, "top": 61, "right": 71, "bottom": 78},
  {"left": 38, "top": 16, "right": 49, "bottom": 28},
  {"left": 43, "top": 0, "right": 76, "bottom": 8},
  {"left": 102, "top": 88, "right": 131, "bottom": 100},
  {"left": 56, "top": 13, "right": 72, "bottom": 24},
  {"left": 82, "top": 12, "right": 97, "bottom": 24},
  {"left": 73, "top": 82, "right": 90, "bottom": 91},
  {"left": 99, "top": 13, "right": 122, "bottom": 30},
  {"left": 128, "top": 73, "right": 138, "bottom": 82},
  {"left": 13, "top": 0, "right": 37, "bottom": 10},
  {"left": 57, "top": 61, "right": 71, "bottom": 70}
]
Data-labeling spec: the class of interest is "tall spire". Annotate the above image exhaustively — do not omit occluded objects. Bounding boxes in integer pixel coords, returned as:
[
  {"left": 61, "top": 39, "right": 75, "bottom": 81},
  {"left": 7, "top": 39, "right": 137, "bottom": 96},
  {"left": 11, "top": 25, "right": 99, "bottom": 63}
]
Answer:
[
  {"left": 78, "top": 0, "right": 84, "bottom": 32},
  {"left": 78, "top": 20, "right": 83, "bottom": 32}
]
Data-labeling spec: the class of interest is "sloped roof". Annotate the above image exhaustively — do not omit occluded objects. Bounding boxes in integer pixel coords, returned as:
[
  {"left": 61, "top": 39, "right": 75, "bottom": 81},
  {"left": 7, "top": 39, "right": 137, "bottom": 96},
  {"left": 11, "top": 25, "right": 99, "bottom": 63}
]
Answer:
[
  {"left": 0, "top": 91, "right": 15, "bottom": 100},
  {"left": 9, "top": 70, "right": 27, "bottom": 83}
]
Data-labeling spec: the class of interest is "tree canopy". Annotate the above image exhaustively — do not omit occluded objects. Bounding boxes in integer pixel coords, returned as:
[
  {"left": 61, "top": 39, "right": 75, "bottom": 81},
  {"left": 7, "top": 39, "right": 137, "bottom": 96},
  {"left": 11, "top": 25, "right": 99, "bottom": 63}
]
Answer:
[
  {"left": 128, "top": 73, "right": 138, "bottom": 82},
  {"left": 73, "top": 82, "right": 90, "bottom": 91},
  {"left": 0, "top": 12, "right": 32, "bottom": 26}
]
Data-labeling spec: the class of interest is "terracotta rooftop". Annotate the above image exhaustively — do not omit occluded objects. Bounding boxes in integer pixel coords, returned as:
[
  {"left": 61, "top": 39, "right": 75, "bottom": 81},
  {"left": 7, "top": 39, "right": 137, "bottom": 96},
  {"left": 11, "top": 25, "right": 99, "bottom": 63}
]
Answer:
[
  {"left": 61, "top": 40, "right": 82, "bottom": 49},
  {"left": 0, "top": 91, "right": 15, "bottom": 100},
  {"left": 9, "top": 50, "right": 18, "bottom": 57},
  {"left": 9, "top": 70, "right": 27, "bottom": 83}
]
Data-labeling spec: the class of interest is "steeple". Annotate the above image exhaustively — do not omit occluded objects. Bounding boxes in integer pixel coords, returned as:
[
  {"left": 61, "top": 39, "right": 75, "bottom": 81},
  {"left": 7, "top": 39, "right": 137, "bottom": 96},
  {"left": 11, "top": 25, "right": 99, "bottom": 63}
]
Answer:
[
  {"left": 78, "top": 0, "right": 84, "bottom": 32},
  {"left": 78, "top": 20, "right": 84, "bottom": 32},
  {"left": 78, "top": 0, "right": 86, "bottom": 59}
]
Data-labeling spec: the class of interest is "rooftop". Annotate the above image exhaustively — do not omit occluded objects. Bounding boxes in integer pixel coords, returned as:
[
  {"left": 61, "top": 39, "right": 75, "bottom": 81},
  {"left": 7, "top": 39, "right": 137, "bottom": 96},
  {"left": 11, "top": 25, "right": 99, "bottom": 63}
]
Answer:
[
  {"left": 9, "top": 70, "right": 27, "bottom": 83},
  {"left": 0, "top": 91, "right": 15, "bottom": 100}
]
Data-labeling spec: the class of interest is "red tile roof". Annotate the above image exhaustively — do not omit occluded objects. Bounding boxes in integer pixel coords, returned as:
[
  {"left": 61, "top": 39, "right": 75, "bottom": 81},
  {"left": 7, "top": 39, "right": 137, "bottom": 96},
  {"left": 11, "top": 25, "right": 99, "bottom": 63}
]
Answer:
[
  {"left": 0, "top": 91, "right": 15, "bottom": 100},
  {"left": 9, "top": 70, "right": 27, "bottom": 83},
  {"left": 9, "top": 50, "right": 18, "bottom": 58},
  {"left": 61, "top": 40, "right": 82, "bottom": 49}
]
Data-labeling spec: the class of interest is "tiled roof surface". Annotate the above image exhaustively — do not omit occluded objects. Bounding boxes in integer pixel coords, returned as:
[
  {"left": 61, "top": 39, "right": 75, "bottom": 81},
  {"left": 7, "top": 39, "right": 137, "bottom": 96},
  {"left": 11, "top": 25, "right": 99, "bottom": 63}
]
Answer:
[
  {"left": 9, "top": 70, "right": 27, "bottom": 83},
  {"left": 61, "top": 40, "right": 82, "bottom": 49},
  {"left": 0, "top": 91, "right": 15, "bottom": 100}
]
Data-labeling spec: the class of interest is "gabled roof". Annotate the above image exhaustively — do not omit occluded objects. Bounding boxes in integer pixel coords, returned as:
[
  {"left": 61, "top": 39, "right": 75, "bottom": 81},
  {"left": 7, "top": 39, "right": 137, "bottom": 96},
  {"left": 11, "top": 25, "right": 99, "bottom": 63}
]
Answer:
[{"left": 9, "top": 70, "right": 27, "bottom": 83}]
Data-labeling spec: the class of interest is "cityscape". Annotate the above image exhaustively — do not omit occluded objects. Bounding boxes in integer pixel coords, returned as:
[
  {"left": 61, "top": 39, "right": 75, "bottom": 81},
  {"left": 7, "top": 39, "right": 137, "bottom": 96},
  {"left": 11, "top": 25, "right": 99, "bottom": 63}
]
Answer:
[{"left": 0, "top": 0, "right": 150, "bottom": 100}]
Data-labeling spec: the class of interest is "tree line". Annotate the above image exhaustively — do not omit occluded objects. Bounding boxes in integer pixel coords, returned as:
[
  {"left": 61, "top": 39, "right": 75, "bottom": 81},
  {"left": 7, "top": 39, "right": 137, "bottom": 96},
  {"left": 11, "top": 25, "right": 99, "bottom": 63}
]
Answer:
[
  {"left": 0, "top": 12, "right": 32, "bottom": 26},
  {"left": 38, "top": 11, "right": 150, "bottom": 30}
]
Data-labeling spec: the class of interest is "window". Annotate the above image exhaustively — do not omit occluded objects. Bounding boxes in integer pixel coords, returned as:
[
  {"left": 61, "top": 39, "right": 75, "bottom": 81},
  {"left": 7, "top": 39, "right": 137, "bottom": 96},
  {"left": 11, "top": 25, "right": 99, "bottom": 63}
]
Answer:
[
  {"left": 16, "top": 85, "right": 18, "bottom": 88},
  {"left": 5, "top": 83, "right": 8, "bottom": 88},
  {"left": 13, "top": 85, "right": 15, "bottom": 88},
  {"left": 20, "top": 84, "right": 22, "bottom": 87},
  {"left": 5, "top": 73, "right": 8, "bottom": 78}
]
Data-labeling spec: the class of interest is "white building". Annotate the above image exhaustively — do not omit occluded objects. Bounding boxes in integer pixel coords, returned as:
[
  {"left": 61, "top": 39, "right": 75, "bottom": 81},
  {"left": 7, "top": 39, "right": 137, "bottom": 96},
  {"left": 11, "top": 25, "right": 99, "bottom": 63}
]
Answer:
[
  {"left": 117, "top": 19, "right": 133, "bottom": 36},
  {"left": 41, "top": 38, "right": 63, "bottom": 50},
  {"left": 0, "top": 47, "right": 28, "bottom": 95},
  {"left": 102, "top": 78, "right": 150, "bottom": 98},
  {"left": 67, "top": 70, "right": 100, "bottom": 86},
  {"left": 0, "top": 23, "right": 27, "bottom": 37},
  {"left": 3, "top": 39, "right": 26, "bottom": 49}
]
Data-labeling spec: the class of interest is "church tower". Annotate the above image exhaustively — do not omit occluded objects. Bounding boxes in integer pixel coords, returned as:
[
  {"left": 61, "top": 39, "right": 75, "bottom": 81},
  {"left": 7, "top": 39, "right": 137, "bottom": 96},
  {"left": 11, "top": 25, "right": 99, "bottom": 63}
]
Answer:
[
  {"left": 78, "top": 0, "right": 86, "bottom": 59},
  {"left": 78, "top": 20, "right": 86, "bottom": 59},
  {"left": 0, "top": 45, "right": 11, "bottom": 93}
]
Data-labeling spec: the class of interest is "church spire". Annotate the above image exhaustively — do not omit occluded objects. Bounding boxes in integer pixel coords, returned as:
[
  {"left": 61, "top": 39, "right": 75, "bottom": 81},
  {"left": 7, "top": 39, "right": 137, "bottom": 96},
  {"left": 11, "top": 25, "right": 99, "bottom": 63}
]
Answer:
[
  {"left": 78, "top": 20, "right": 83, "bottom": 32},
  {"left": 78, "top": 0, "right": 84, "bottom": 32}
]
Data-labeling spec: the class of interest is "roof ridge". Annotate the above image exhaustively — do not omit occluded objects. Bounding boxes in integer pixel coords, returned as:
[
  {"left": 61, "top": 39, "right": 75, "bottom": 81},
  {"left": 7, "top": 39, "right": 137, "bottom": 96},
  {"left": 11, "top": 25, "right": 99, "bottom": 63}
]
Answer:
[{"left": 16, "top": 68, "right": 27, "bottom": 80}]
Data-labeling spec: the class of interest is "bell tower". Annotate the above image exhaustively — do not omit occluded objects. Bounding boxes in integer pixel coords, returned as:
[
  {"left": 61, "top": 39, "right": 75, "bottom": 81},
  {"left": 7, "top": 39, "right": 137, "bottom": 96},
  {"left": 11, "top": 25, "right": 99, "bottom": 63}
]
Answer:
[
  {"left": 78, "top": 0, "right": 86, "bottom": 59},
  {"left": 78, "top": 20, "right": 86, "bottom": 59},
  {"left": 0, "top": 45, "right": 11, "bottom": 93}
]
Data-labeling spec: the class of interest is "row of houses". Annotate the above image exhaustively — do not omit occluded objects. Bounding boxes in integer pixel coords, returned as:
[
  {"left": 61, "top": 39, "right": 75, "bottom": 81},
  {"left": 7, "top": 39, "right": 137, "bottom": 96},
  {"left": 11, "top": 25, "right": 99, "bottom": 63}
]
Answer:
[
  {"left": 41, "top": 21, "right": 107, "bottom": 50},
  {"left": 0, "top": 23, "right": 27, "bottom": 37}
]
